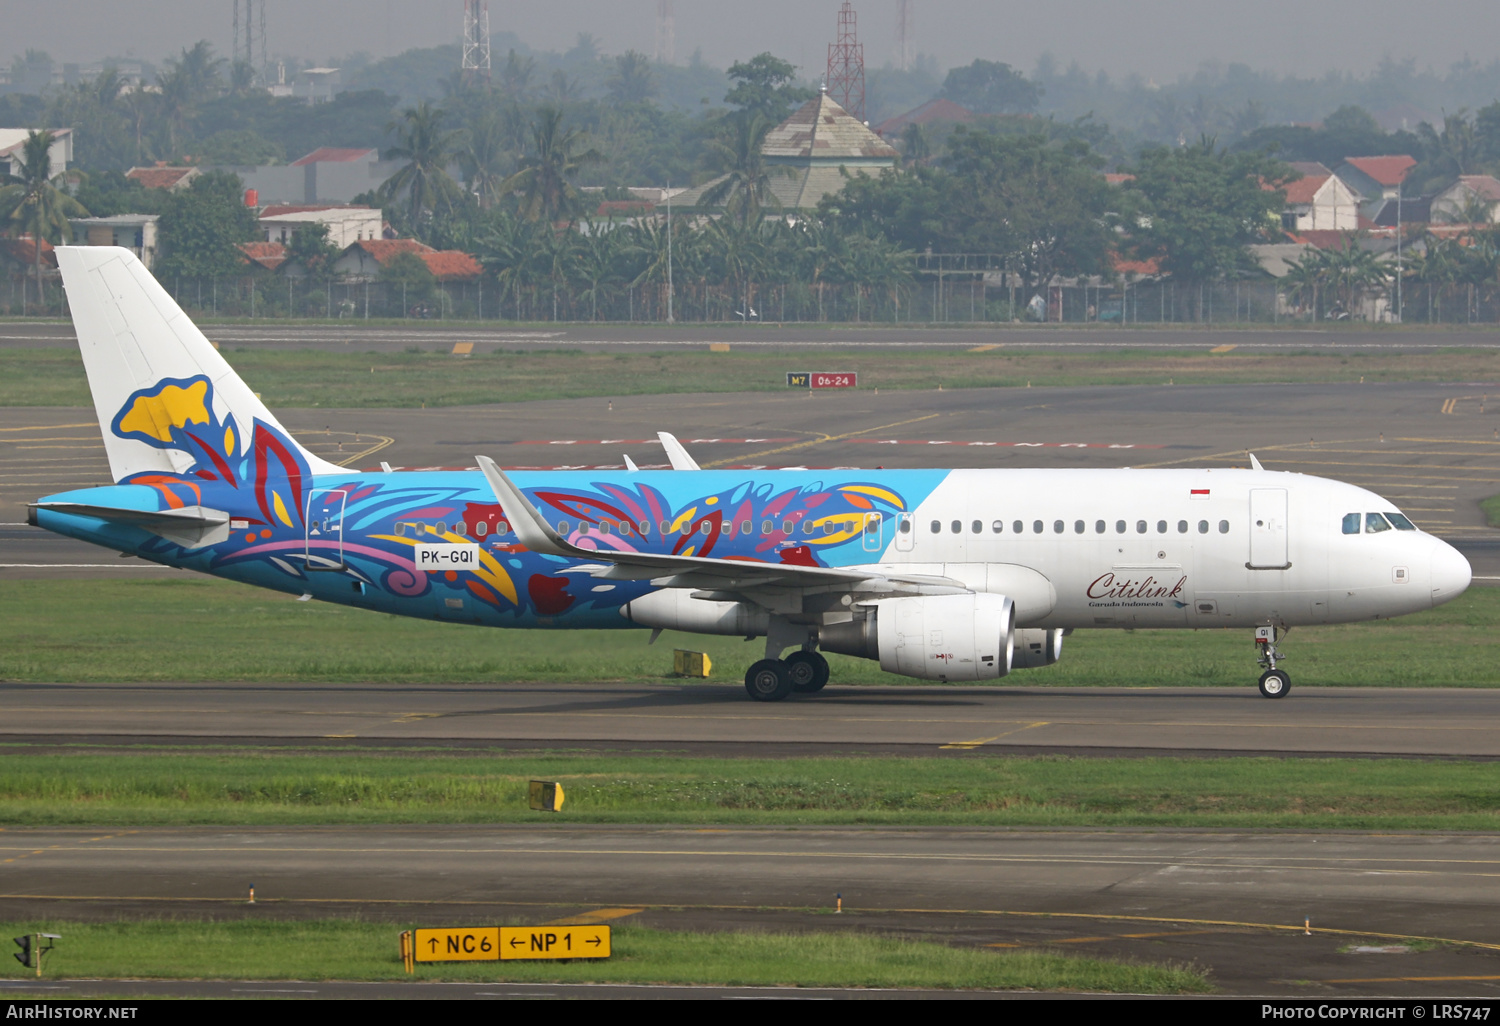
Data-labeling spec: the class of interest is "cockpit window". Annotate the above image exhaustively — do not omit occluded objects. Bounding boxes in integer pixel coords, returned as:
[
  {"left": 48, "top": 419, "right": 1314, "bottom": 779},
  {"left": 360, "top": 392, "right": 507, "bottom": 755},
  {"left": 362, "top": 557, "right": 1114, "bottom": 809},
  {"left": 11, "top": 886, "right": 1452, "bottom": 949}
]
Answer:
[
  {"left": 1342, "top": 512, "right": 1361, "bottom": 535},
  {"left": 1365, "top": 512, "right": 1392, "bottom": 533},
  {"left": 1386, "top": 512, "right": 1417, "bottom": 531}
]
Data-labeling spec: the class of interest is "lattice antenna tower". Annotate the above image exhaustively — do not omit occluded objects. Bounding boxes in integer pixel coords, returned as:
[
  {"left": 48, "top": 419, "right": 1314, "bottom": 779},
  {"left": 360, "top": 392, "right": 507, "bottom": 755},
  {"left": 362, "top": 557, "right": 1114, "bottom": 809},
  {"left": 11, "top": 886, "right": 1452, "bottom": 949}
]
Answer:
[
  {"left": 655, "top": 1, "right": 676, "bottom": 64},
  {"left": 233, "top": 0, "right": 263, "bottom": 73},
  {"left": 826, "top": 1, "right": 865, "bottom": 121},
  {"left": 462, "top": 0, "right": 492, "bottom": 82},
  {"left": 896, "top": 0, "right": 913, "bottom": 72}
]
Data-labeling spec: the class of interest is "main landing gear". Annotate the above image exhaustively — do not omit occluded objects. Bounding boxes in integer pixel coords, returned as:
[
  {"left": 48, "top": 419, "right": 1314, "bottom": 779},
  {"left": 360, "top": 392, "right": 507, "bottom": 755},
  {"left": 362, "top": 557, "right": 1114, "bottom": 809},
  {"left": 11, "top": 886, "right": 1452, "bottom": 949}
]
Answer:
[
  {"left": 1255, "top": 625, "right": 1291, "bottom": 699},
  {"left": 744, "top": 650, "right": 830, "bottom": 702}
]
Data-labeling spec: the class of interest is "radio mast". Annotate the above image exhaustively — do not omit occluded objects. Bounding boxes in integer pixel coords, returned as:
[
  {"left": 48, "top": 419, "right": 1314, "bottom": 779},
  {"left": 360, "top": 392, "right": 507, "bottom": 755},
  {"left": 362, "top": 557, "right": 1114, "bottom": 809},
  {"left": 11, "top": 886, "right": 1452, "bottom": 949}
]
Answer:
[{"left": 826, "top": 2, "right": 865, "bottom": 121}]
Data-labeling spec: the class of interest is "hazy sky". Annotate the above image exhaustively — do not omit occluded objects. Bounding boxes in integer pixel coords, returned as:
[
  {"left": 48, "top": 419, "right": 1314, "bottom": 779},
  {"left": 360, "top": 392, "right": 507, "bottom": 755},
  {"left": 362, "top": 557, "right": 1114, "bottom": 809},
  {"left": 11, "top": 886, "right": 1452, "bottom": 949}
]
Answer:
[{"left": 6, "top": 0, "right": 1500, "bottom": 81}]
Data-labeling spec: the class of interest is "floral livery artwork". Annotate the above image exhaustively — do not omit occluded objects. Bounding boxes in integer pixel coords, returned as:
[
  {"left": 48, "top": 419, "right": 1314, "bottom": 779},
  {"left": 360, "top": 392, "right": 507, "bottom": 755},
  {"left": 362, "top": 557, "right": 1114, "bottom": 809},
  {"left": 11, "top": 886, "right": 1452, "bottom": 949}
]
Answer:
[{"left": 105, "top": 375, "right": 914, "bottom": 625}]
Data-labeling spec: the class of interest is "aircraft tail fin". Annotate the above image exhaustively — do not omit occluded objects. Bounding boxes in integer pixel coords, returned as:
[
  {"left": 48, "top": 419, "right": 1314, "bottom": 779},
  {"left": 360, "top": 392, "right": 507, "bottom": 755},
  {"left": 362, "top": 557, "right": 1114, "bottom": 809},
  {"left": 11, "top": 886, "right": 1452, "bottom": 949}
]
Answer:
[{"left": 56, "top": 246, "right": 343, "bottom": 482}]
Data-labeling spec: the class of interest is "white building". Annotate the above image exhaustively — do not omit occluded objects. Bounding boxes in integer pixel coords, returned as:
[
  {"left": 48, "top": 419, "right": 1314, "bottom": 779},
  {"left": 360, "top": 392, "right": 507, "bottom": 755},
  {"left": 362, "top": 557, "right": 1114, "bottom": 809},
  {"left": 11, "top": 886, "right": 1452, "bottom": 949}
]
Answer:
[
  {"left": 0, "top": 128, "right": 73, "bottom": 178},
  {"left": 1429, "top": 176, "right": 1500, "bottom": 224},
  {"left": 1333, "top": 156, "right": 1416, "bottom": 221},
  {"left": 259, "top": 205, "right": 383, "bottom": 249},
  {"left": 1280, "top": 162, "right": 1361, "bottom": 232},
  {"left": 68, "top": 214, "right": 160, "bottom": 268}
]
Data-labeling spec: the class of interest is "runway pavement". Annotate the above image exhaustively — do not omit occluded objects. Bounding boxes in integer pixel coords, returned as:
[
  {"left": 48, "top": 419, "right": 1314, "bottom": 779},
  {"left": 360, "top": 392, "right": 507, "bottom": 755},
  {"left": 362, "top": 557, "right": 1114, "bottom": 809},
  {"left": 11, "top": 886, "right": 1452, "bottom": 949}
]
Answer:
[
  {"left": 5, "top": 319, "right": 1500, "bottom": 351},
  {"left": 2, "top": 824, "right": 1500, "bottom": 998},
  {"left": 5, "top": 682, "right": 1500, "bottom": 758},
  {"left": 4, "top": 380, "right": 1500, "bottom": 575}
]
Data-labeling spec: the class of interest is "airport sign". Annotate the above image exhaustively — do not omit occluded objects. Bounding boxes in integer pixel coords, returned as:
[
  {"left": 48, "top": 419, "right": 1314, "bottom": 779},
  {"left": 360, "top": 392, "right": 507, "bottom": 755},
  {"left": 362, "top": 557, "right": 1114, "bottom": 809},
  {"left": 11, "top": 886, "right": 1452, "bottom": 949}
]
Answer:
[
  {"left": 810, "top": 372, "right": 856, "bottom": 389},
  {"left": 413, "top": 926, "right": 499, "bottom": 962},
  {"left": 786, "top": 371, "right": 810, "bottom": 388},
  {"left": 500, "top": 925, "right": 610, "bottom": 960}
]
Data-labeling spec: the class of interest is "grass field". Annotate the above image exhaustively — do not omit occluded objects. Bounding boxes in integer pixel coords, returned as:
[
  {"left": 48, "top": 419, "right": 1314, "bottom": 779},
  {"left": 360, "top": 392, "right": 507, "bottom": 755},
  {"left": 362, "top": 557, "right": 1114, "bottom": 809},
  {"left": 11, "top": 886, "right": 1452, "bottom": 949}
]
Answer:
[
  {"left": 1, "top": 577, "right": 1495, "bottom": 687},
  {"left": 0, "top": 750, "right": 1498, "bottom": 828},
  {"left": 0, "top": 920, "right": 1210, "bottom": 992},
  {"left": 4, "top": 345, "right": 1500, "bottom": 407}
]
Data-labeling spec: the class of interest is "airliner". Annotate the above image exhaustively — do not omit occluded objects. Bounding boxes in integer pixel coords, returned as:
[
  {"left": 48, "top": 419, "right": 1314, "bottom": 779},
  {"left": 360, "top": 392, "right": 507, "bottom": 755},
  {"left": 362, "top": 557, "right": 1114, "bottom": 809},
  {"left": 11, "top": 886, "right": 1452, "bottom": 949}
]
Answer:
[{"left": 28, "top": 248, "right": 1473, "bottom": 701}]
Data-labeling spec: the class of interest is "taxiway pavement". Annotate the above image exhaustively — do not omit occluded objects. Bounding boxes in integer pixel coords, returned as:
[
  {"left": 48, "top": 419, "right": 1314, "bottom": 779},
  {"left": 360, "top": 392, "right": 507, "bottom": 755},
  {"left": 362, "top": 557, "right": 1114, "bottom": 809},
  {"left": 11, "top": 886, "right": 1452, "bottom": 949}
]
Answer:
[{"left": 2, "top": 824, "right": 1499, "bottom": 998}]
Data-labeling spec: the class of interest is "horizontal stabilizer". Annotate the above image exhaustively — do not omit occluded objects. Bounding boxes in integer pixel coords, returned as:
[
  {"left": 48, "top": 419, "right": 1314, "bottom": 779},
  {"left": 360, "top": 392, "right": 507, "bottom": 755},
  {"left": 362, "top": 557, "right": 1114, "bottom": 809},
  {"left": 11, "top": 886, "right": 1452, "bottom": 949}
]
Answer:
[{"left": 30, "top": 501, "right": 231, "bottom": 549}]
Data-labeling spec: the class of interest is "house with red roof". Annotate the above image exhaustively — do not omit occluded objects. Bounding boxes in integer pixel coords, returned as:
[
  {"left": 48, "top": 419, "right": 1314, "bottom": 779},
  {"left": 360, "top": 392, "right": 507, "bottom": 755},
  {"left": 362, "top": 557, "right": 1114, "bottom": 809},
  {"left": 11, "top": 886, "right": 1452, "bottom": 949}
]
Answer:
[
  {"left": 1334, "top": 156, "right": 1416, "bottom": 221},
  {"left": 260, "top": 205, "right": 383, "bottom": 248},
  {"left": 1278, "top": 162, "right": 1359, "bottom": 232},
  {"left": 873, "top": 98, "right": 976, "bottom": 139},
  {"left": 331, "top": 239, "right": 482, "bottom": 282},
  {"left": 124, "top": 165, "right": 200, "bottom": 192},
  {"left": 1430, "top": 175, "right": 1500, "bottom": 225}
]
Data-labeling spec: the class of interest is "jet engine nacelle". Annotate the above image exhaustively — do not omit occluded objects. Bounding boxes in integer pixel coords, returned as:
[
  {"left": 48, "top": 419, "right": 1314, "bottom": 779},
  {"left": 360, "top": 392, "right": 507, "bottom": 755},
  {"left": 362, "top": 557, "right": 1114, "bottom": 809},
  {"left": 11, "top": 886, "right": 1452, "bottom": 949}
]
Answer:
[
  {"left": 1010, "top": 628, "right": 1064, "bottom": 669},
  {"left": 823, "top": 593, "right": 1015, "bottom": 681},
  {"left": 621, "top": 589, "right": 770, "bottom": 636}
]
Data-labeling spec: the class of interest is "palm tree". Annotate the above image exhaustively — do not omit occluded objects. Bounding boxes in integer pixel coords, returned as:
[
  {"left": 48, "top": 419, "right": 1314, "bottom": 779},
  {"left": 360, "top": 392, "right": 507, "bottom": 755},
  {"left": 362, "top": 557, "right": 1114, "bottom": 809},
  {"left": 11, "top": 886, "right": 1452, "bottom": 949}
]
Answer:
[
  {"left": 0, "top": 130, "right": 90, "bottom": 312},
  {"left": 499, "top": 107, "right": 601, "bottom": 222},
  {"left": 498, "top": 50, "right": 536, "bottom": 102},
  {"left": 699, "top": 115, "right": 796, "bottom": 228},
  {"left": 379, "top": 103, "right": 465, "bottom": 228},
  {"left": 155, "top": 42, "right": 224, "bottom": 156},
  {"left": 607, "top": 52, "right": 656, "bottom": 105},
  {"left": 460, "top": 108, "right": 512, "bottom": 210}
]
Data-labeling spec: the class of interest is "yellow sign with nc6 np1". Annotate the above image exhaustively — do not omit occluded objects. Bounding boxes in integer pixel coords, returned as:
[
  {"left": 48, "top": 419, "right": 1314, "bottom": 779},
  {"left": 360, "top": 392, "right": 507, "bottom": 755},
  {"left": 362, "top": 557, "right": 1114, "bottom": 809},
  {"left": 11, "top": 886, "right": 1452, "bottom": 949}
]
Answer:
[
  {"left": 413, "top": 927, "right": 499, "bottom": 962},
  {"left": 500, "top": 925, "right": 610, "bottom": 960}
]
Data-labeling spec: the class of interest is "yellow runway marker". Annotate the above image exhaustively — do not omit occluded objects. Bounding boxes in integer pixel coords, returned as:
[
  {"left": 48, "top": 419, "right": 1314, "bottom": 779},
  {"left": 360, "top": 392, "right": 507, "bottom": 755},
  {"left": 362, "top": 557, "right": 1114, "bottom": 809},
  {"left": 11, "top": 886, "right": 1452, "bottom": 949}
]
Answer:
[
  {"left": 541, "top": 907, "right": 644, "bottom": 926},
  {"left": 1210, "top": 344, "right": 1237, "bottom": 354},
  {"left": 968, "top": 344, "right": 1003, "bottom": 353},
  {"left": 940, "top": 721, "right": 1049, "bottom": 749}
]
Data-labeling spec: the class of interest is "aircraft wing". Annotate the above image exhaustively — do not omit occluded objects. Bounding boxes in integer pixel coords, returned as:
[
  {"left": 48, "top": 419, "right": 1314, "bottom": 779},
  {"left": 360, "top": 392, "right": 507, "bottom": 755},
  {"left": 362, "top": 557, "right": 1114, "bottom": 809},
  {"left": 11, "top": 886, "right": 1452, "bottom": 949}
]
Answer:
[{"left": 476, "top": 456, "right": 966, "bottom": 597}]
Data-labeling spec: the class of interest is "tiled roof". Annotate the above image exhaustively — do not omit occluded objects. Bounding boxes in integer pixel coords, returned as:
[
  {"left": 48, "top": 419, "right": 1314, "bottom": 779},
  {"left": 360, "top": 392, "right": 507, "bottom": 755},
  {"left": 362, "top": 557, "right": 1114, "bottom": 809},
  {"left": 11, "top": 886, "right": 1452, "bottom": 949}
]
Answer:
[
  {"left": 239, "top": 241, "right": 287, "bottom": 271},
  {"left": 1288, "top": 230, "right": 1358, "bottom": 251},
  {"left": 1283, "top": 173, "right": 1332, "bottom": 205},
  {"left": 346, "top": 239, "right": 481, "bottom": 280},
  {"left": 1111, "top": 254, "right": 1160, "bottom": 276},
  {"left": 1454, "top": 175, "right": 1500, "bottom": 202},
  {"left": 125, "top": 166, "right": 198, "bottom": 190},
  {"left": 873, "top": 98, "right": 975, "bottom": 138},
  {"left": 0, "top": 236, "right": 56, "bottom": 268},
  {"left": 260, "top": 204, "right": 368, "bottom": 217},
  {"left": 761, "top": 92, "right": 899, "bottom": 163},
  {"left": 596, "top": 199, "right": 655, "bottom": 217},
  {"left": 291, "top": 147, "right": 378, "bottom": 166},
  {"left": 1103, "top": 173, "right": 1135, "bottom": 185},
  {"left": 1342, "top": 155, "right": 1416, "bottom": 186}
]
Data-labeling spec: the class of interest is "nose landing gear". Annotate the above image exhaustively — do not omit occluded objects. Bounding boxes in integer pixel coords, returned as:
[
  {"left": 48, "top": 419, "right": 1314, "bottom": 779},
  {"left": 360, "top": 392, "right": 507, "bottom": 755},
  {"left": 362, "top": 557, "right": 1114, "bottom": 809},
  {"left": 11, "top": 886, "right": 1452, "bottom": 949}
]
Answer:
[{"left": 1255, "top": 625, "right": 1291, "bottom": 698}]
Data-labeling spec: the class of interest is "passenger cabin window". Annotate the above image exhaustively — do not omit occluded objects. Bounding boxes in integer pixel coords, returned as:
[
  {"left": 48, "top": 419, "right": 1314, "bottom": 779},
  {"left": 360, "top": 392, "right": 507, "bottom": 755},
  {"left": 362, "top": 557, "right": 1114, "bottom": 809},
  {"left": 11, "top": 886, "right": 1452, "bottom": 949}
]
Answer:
[
  {"left": 1198, "top": 520, "right": 1209, "bottom": 534},
  {"left": 1033, "top": 520, "right": 1044, "bottom": 534},
  {"left": 1387, "top": 512, "right": 1417, "bottom": 531},
  {"left": 1156, "top": 520, "right": 1168, "bottom": 534},
  {"left": 1013, "top": 520, "right": 1023, "bottom": 534},
  {"left": 1218, "top": 520, "right": 1230, "bottom": 534},
  {"left": 951, "top": 520, "right": 962, "bottom": 534},
  {"left": 1365, "top": 512, "right": 1392, "bottom": 533},
  {"left": 762, "top": 520, "right": 774, "bottom": 535},
  {"left": 637, "top": 521, "right": 648, "bottom": 535},
  {"left": 971, "top": 520, "right": 982, "bottom": 534},
  {"left": 899, "top": 519, "right": 912, "bottom": 535},
  {"left": 1095, "top": 520, "right": 1106, "bottom": 533},
  {"left": 992, "top": 520, "right": 1004, "bottom": 533},
  {"left": 1074, "top": 520, "right": 1085, "bottom": 534},
  {"left": 1342, "top": 513, "right": 1362, "bottom": 534},
  {"left": 783, "top": 520, "right": 795, "bottom": 535},
  {"left": 1177, "top": 520, "right": 1188, "bottom": 533},
  {"left": 395, "top": 523, "right": 405, "bottom": 537},
  {"left": 1136, "top": 520, "right": 1147, "bottom": 534},
  {"left": 1116, "top": 520, "right": 1126, "bottom": 534},
  {"left": 931, "top": 520, "right": 941, "bottom": 533},
  {"left": 1053, "top": 520, "right": 1064, "bottom": 534}
]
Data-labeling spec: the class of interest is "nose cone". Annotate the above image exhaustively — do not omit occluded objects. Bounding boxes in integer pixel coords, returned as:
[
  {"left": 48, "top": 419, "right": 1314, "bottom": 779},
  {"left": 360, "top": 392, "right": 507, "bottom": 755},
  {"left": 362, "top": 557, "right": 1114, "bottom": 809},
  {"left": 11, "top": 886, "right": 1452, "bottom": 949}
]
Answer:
[{"left": 1430, "top": 539, "right": 1472, "bottom": 608}]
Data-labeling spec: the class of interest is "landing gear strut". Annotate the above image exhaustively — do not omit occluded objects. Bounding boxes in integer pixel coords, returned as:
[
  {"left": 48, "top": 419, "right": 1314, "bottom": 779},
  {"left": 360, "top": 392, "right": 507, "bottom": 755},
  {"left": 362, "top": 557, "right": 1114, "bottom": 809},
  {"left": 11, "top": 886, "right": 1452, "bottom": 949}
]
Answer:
[{"left": 1255, "top": 625, "right": 1291, "bottom": 699}]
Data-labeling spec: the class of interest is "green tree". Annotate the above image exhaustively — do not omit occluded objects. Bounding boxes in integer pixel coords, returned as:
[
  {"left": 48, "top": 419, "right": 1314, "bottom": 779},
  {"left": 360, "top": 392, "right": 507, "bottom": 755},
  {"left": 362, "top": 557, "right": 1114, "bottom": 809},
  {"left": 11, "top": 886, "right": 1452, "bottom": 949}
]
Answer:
[
  {"left": 608, "top": 51, "right": 657, "bottom": 106},
  {"left": 284, "top": 221, "right": 340, "bottom": 276},
  {"left": 0, "top": 129, "right": 89, "bottom": 309},
  {"left": 939, "top": 60, "right": 1041, "bottom": 115},
  {"left": 381, "top": 250, "right": 437, "bottom": 312},
  {"left": 459, "top": 107, "right": 513, "bottom": 211},
  {"left": 699, "top": 115, "right": 796, "bottom": 227},
  {"left": 944, "top": 129, "right": 1114, "bottom": 293},
  {"left": 154, "top": 171, "right": 260, "bottom": 280},
  {"left": 499, "top": 107, "right": 601, "bottom": 222},
  {"left": 1129, "top": 138, "right": 1291, "bottom": 317},
  {"left": 724, "top": 53, "right": 815, "bottom": 124},
  {"left": 156, "top": 41, "right": 225, "bottom": 156},
  {"left": 378, "top": 102, "right": 465, "bottom": 230}
]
